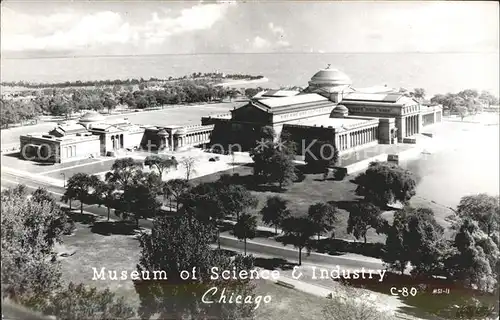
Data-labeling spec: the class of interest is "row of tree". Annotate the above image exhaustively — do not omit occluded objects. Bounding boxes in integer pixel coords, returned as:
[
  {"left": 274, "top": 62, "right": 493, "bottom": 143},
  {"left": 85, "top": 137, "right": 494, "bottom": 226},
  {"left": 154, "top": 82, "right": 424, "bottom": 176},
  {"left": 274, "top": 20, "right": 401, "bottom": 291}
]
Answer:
[
  {"left": 0, "top": 77, "right": 246, "bottom": 127},
  {"left": 1, "top": 73, "right": 264, "bottom": 89}
]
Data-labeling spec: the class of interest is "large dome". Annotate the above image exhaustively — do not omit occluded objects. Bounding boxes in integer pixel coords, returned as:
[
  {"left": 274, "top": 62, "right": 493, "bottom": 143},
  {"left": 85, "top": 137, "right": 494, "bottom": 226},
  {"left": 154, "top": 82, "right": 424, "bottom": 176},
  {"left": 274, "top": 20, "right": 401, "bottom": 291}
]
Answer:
[
  {"left": 79, "top": 111, "right": 105, "bottom": 123},
  {"left": 309, "top": 66, "right": 352, "bottom": 87}
]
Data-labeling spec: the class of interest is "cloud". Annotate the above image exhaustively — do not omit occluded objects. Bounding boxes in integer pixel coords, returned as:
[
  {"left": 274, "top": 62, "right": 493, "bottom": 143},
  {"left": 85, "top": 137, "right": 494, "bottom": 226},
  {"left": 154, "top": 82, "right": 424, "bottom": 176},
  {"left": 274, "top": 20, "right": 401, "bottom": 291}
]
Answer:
[
  {"left": 268, "top": 22, "right": 285, "bottom": 36},
  {"left": 1, "top": 3, "right": 233, "bottom": 52},
  {"left": 276, "top": 40, "right": 290, "bottom": 48},
  {"left": 1, "top": 10, "right": 135, "bottom": 52},
  {"left": 142, "top": 3, "right": 233, "bottom": 45},
  {"left": 252, "top": 36, "right": 271, "bottom": 49}
]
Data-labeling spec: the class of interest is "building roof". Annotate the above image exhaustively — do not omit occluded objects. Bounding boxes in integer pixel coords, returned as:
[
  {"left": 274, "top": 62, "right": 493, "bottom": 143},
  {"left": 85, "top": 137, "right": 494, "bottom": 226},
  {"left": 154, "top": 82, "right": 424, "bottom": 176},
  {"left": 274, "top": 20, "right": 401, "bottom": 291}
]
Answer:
[
  {"left": 255, "top": 93, "right": 328, "bottom": 108},
  {"left": 342, "top": 92, "right": 423, "bottom": 106},
  {"left": 250, "top": 93, "right": 335, "bottom": 115},
  {"left": 287, "top": 115, "right": 374, "bottom": 132},
  {"left": 309, "top": 67, "right": 352, "bottom": 86},
  {"left": 49, "top": 123, "right": 87, "bottom": 137},
  {"left": 79, "top": 111, "right": 106, "bottom": 122},
  {"left": 254, "top": 90, "right": 301, "bottom": 98},
  {"left": 355, "top": 86, "right": 397, "bottom": 94}
]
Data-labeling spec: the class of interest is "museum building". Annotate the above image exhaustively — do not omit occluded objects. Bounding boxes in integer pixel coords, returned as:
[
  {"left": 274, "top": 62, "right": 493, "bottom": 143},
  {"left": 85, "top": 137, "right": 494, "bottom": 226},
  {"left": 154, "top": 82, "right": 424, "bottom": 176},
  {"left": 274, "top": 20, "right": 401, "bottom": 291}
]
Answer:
[
  {"left": 19, "top": 66, "right": 443, "bottom": 163},
  {"left": 202, "top": 66, "right": 443, "bottom": 155}
]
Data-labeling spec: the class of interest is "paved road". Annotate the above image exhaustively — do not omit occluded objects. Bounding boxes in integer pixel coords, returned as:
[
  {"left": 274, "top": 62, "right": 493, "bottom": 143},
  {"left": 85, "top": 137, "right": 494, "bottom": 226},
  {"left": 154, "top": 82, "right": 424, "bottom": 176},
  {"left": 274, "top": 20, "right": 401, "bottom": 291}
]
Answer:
[{"left": 1, "top": 171, "right": 384, "bottom": 271}]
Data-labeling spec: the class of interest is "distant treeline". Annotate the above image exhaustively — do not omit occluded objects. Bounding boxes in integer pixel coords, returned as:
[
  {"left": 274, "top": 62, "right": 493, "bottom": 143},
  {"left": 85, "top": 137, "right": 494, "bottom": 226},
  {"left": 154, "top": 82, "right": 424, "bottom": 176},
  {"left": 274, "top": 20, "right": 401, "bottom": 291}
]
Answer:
[
  {"left": 0, "top": 79, "right": 245, "bottom": 128},
  {"left": 1, "top": 73, "right": 264, "bottom": 89}
]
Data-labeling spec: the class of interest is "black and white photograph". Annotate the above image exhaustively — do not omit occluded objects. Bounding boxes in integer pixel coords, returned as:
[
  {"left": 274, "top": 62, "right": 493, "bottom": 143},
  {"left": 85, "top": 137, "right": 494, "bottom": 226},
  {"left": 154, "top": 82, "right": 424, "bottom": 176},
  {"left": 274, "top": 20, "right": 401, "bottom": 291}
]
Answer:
[{"left": 1, "top": 1, "right": 499, "bottom": 319}]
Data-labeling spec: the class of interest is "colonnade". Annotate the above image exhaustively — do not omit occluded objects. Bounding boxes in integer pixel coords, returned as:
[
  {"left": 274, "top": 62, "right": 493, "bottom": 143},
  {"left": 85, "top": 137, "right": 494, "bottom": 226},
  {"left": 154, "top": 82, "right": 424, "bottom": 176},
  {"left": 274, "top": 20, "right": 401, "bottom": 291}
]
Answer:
[
  {"left": 405, "top": 115, "right": 420, "bottom": 137},
  {"left": 338, "top": 126, "right": 377, "bottom": 151},
  {"left": 175, "top": 130, "right": 212, "bottom": 150}
]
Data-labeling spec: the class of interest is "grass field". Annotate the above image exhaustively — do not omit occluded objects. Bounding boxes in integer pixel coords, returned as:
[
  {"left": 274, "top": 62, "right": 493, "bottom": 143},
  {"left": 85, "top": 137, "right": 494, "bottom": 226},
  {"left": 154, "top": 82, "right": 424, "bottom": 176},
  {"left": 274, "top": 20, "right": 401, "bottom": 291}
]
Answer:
[
  {"left": 191, "top": 164, "right": 454, "bottom": 244},
  {"left": 0, "top": 102, "right": 243, "bottom": 147}
]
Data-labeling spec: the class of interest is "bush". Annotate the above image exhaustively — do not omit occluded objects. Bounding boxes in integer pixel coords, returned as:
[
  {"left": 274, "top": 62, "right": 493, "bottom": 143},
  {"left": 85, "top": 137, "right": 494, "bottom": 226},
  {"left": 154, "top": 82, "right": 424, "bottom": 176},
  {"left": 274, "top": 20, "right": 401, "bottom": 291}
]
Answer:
[
  {"left": 334, "top": 168, "right": 347, "bottom": 181},
  {"left": 63, "top": 219, "right": 76, "bottom": 235}
]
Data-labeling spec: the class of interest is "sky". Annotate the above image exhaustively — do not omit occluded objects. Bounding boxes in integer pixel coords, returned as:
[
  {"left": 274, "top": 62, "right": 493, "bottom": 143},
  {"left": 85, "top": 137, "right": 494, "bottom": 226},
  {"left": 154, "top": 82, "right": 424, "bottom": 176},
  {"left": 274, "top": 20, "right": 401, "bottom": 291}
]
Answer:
[{"left": 1, "top": 1, "right": 498, "bottom": 57}]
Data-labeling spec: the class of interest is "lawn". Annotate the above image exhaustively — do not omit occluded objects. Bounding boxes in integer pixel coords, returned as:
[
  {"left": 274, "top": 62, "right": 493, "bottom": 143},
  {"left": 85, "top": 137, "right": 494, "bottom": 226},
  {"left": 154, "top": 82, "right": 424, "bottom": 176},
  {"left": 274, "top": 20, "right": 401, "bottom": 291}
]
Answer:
[
  {"left": 191, "top": 164, "right": 454, "bottom": 244},
  {"left": 253, "top": 279, "right": 326, "bottom": 320},
  {"left": 104, "top": 102, "right": 242, "bottom": 127}
]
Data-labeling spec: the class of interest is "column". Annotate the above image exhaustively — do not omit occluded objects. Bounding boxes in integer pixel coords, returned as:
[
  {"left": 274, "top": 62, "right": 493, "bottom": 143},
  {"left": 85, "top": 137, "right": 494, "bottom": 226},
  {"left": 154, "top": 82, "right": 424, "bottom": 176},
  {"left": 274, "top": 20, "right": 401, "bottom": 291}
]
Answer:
[{"left": 170, "top": 134, "right": 174, "bottom": 151}]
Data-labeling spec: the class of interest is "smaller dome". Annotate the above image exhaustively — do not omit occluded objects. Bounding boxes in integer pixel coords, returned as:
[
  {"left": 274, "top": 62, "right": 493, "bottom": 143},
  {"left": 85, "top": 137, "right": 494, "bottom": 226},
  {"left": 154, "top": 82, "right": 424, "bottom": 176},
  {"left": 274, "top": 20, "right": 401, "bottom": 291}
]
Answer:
[
  {"left": 334, "top": 105, "right": 348, "bottom": 112},
  {"left": 79, "top": 111, "right": 105, "bottom": 123},
  {"left": 330, "top": 104, "right": 349, "bottom": 117},
  {"left": 174, "top": 128, "right": 187, "bottom": 136},
  {"left": 157, "top": 129, "right": 169, "bottom": 136}
]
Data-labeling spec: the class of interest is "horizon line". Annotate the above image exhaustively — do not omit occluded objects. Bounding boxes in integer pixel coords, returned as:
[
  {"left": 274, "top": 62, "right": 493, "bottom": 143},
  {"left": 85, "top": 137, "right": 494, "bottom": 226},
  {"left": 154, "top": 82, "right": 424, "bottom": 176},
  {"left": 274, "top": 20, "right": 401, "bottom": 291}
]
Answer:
[{"left": 2, "top": 51, "right": 499, "bottom": 60}]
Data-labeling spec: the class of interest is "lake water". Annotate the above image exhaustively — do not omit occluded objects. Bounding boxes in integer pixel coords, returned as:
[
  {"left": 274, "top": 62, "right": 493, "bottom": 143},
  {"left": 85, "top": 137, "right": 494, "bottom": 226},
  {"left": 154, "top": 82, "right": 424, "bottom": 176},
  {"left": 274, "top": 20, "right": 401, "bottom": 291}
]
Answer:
[
  {"left": 1, "top": 52, "right": 499, "bottom": 97},
  {"left": 403, "top": 115, "right": 499, "bottom": 209}
]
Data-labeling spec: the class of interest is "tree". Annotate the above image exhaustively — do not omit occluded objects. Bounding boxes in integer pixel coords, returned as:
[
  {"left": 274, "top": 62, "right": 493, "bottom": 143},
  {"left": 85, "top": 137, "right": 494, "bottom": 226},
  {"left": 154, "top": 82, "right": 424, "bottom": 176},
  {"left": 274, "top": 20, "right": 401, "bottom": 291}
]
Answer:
[
  {"left": 260, "top": 196, "right": 291, "bottom": 235},
  {"left": 134, "top": 216, "right": 255, "bottom": 319},
  {"left": 178, "top": 182, "right": 226, "bottom": 248},
  {"left": 354, "top": 161, "right": 416, "bottom": 208},
  {"left": 479, "top": 90, "right": 499, "bottom": 107},
  {"left": 116, "top": 174, "right": 162, "bottom": 227},
  {"left": 457, "top": 105, "right": 468, "bottom": 121},
  {"left": 456, "top": 194, "right": 499, "bottom": 236},
  {"left": 233, "top": 213, "right": 257, "bottom": 255},
  {"left": 250, "top": 140, "right": 297, "bottom": 189},
  {"left": 347, "top": 202, "right": 384, "bottom": 243},
  {"left": 144, "top": 155, "right": 177, "bottom": 180},
  {"left": 103, "top": 96, "right": 117, "bottom": 114},
  {"left": 162, "top": 178, "right": 191, "bottom": 211},
  {"left": 256, "top": 125, "right": 276, "bottom": 142},
  {"left": 180, "top": 156, "right": 197, "bottom": 181},
  {"left": 412, "top": 88, "right": 426, "bottom": 101},
  {"left": 244, "top": 88, "right": 260, "bottom": 99},
  {"left": 446, "top": 219, "right": 497, "bottom": 292},
  {"left": 304, "top": 139, "right": 339, "bottom": 179},
  {"left": 31, "top": 187, "right": 75, "bottom": 236},
  {"left": 44, "top": 282, "right": 134, "bottom": 320},
  {"left": 93, "top": 180, "right": 118, "bottom": 221},
  {"left": 307, "top": 202, "right": 338, "bottom": 241},
  {"left": 383, "top": 206, "right": 447, "bottom": 276},
  {"left": 322, "top": 286, "right": 397, "bottom": 320},
  {"left": 458, "top": 89, "right": 479, "bottom": 100},
  {"left": 280, "top": 216, "right": 316, "bottom": 265},
  {"left": 61, "top": 173, "right": 100, "bottom": 214},
  {"left": 216, "top": 179, "right": 258, "bottom": 221},
  {"left": 1, "top": 186, "right": 62, "bottom": 310},
  {"left": 105, "top": 158, "right": 143, "bottom": 189}
]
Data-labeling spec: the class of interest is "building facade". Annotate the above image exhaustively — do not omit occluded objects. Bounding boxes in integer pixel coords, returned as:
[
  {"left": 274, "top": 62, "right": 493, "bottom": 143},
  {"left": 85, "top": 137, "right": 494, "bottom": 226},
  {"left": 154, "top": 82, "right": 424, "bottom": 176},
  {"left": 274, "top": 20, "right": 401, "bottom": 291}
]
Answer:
[
  {"left": 202, "top": 66, "right": 442, "bottom": 156},
  {"left": 19, "top": 66, "right": 443, "bottom": 163}
]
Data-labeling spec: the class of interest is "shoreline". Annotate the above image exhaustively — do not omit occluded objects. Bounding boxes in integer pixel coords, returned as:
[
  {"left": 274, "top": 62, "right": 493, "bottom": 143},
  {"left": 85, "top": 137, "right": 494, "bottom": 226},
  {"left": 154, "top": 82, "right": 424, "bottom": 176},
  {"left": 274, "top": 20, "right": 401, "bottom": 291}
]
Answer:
[{"left": 215, "top": 77, "right": 269, "bottom": 88}]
